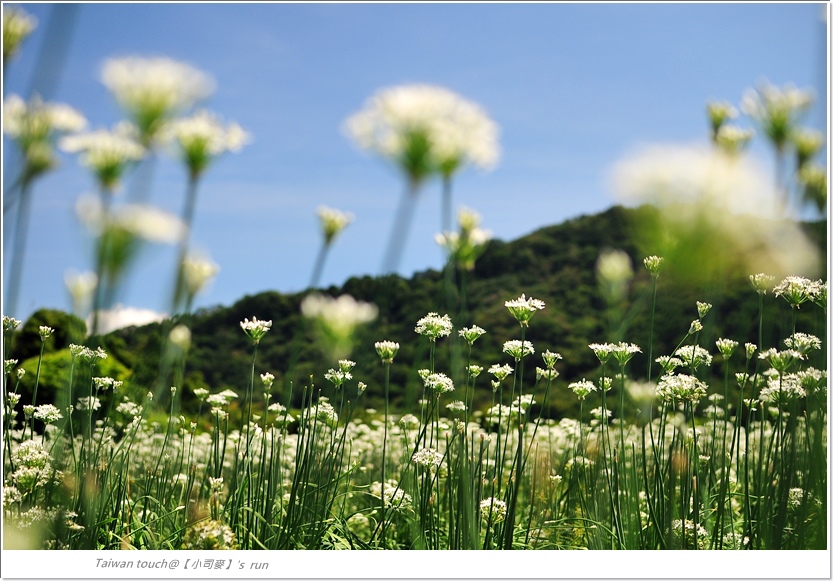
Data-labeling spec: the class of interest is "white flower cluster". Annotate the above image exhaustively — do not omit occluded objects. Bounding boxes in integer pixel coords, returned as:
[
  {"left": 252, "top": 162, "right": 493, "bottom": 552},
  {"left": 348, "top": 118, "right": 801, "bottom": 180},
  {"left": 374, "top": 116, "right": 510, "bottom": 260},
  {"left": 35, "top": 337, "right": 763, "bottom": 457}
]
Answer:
[
  {"left": 783, "top": 332, "right": 822, "bottom": 355},
  {"left": 411, "top": 447, "right": 444, "bottom": 469},
  {"left": 655, "top": 373, "right": 708, "bottom": 405},
  {"left": 479, "top": 497, "right": 507, "bottom": 523},
  {"left": 181, "top": 252, "right": 220, "bottom": 296},
  {"left": 773, "top": 276, "right": 825, "bottom": 309},
  {"left": 10, "top": 441, "right": 56, "bottom": 494},
  {"left": 69, "top": 343, "right": 108, "bottom": 364},
  {"left": 374, "top": 340, "right": 399, "bottom": 364},
  {"left": 206, "top": 389, "right": 239, "bottom": 408},
  {"left": 488, "top": 363, "right": 513, "bottom": 382},
  {"left": 671, "top": 519, "right": 709, "bottom": 549},
  {"left": 75, "top": 396, "right": 102, "bottom": 412},
  {"left": 715, "top": 125, "right": 754, "bottom": 155},
  {"left": 423, "top": 372, "right": 454, "bottom": 395},
  {"left": 503, "top": 340, "right": 534, "bottom": 361},
  {"left": 370, "top": 479, "right": 412, "bottom": 511},
  {"left": 445, "top": 400, "right": 466, "bottom": 413},
  {"left": 3, "top": 316, "right": 22, "bottom": 332},
  {"left": 758, "top": 373, "right": 808, "bottom": 405},
  {"left": 101, "top": 56, "right": 215, "bottom": 139},
  {"left": 3, "top": 94, "right": 87, "bottom": 139},
  {"left": 398, "top": 414, "right": 420, "bottom": 430},
  {"left": 568, "top": 379, "right": 597, "bottom": 401},
  {"left": 741, "top": 82, "right": 813, "bottom": 135},
  {"left": 301, "top": 294, "right": 379, "bottom": 336},
  {"left": 310, "top": 398, "right": 339, "bottom": 427},
  {"left": 458, "top": 325, "right": 486, "bottom": 345},
  {"left": 536, "top": 367, "right": 559, "bottom": 382},
  {"left": 240, "top": 316, "right": 272, "bottom": 344},
  {"left": 181, "top": 518, "right": 237, "bottom": 550},
  {"left": 59, "top": 123, "right": 145, "bottom": 189},
  {"left": 612, "top": 342, "right": 642, "bottom": 365},
  {"left": 77, "top": 195, "right": 187, "bottom": 245},
  {"left": 512, "top": 394, "right": 535, "bottom": 415},
  {"left": 160, "top": 109, "right": 249, "bottom": 174},
  {"left": 3, "top": 6, "right": 37, "bottom": 60},
  {"left": 674, "top": 345, "right": 713, "bottom": 371},
  {"left": 415, "top": 312, "right": 453, "bottom": 341},
  {"left": 643, "top": 255, "right": 664, "bottom": 277},
  {"left": 316, "top": 206, "right": 354, "bottom": 245},
  {"left": 504, "top": 293, "right": 545, "bottom": 327},
  {"left": 345, "top": 84, "right": 499, "bottom": 177},
  {"left": 115, "top": 400, "right": 143, "bottom": 418},
  {"left": 715, "top": 338, "right": 739, "bottom": 358},
  {"left": 436, "top": 208, "right": 493, "bottom": 271},
  {"left": 3, "top": 94, "right": 86, "bottom": 176},
  {"left": 324, "top": 367, "right": 352, "bottom": 388},
  {"left": 596, "top": 249, "right": 633, "bottom": 289},
  {"left": 92, "top": 376, "right": 123, "bottom": 390},
  {"left": 758, "top": 348, "right": 804, "bottom": 373}
]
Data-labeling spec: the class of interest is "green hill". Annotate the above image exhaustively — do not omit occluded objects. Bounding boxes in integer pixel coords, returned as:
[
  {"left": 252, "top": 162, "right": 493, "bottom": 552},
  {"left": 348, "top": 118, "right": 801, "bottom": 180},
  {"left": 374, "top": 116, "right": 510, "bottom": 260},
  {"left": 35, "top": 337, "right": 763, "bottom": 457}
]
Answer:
[{"left": 11, "top": 204, "right": 826, "bottom": 424}]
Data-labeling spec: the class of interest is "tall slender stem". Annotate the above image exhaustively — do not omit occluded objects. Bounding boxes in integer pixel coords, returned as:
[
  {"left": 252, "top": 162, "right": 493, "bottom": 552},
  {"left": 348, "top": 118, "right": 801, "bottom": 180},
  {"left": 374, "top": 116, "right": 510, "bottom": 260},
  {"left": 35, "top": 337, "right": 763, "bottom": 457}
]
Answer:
[
  {"left": 173, "top": 173, "right": 200, "bottom": 312},
  {"left": 381, "top": 181, "right": 419, "bottom": 274},
  {"left": 380, "top": 362, "right": 391, "bottom": 547},
  {"left": 309, "top": 243, "right": 330, "bottom": 290},
  {"left": 5, "top": 177, "right": 33, "bottom": 318}
]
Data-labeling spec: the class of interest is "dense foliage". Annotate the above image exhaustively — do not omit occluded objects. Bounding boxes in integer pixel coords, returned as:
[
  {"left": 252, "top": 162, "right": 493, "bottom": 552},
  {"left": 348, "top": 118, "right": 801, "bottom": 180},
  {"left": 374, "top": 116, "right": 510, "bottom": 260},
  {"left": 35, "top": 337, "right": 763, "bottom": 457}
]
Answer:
[{"left": 9, "top": 205, "right": 825, "bottom": 425}]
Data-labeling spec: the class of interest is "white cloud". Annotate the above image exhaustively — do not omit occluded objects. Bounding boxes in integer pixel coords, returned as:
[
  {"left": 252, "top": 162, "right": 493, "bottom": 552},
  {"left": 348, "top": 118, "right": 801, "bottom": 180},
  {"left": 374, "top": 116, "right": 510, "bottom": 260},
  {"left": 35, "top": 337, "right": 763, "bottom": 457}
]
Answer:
[{"left": 87, "top": 304, "right": 167, "bottom": 334}]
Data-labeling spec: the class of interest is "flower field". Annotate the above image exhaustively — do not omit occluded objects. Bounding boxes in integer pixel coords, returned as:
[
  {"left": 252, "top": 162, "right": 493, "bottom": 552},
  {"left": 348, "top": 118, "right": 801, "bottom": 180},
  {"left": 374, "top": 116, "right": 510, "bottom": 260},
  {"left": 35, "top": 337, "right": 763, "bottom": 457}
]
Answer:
[{"left": 1, "top": 5, "right": 828, "bottom": 553}]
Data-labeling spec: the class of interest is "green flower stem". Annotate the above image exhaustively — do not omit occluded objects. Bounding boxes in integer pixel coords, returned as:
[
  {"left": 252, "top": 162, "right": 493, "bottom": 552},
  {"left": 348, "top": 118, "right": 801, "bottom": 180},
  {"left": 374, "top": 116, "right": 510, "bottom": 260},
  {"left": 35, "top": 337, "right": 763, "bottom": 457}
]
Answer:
[
  {"left": 309, "top": 241, "right": 331, "bottom": 291},
  {"left": 598, "top": 362, "right": 624, "bottom": 547},
  {"left": 88, "top": 187, "right": 116, "bottom": 339},
  {"left": 5, "top": 177, "right": 33, "bottom": 318},
  {"left": 172, "top": 173, "right": 201, "bottom": 313},
  {"left": 503, "top": 325, "right": 527, "bottom": 549},
  {"left": 689, "top": 400, "right": 701, "bottom": 550},
  {"left": 380, "top": 361, "right": 390, "bottom": 548},
  {"left": 711, "top": 358, "right": 733, "bottom": 549},
  {"left": 381, "top": 180, "right": 420, "bottom": 274},
  {"left": 28, "top": 339, "right": 46, "bottom": 440},
  {"left": 647, "top": 277, "right": 658, "bottom": 381}
]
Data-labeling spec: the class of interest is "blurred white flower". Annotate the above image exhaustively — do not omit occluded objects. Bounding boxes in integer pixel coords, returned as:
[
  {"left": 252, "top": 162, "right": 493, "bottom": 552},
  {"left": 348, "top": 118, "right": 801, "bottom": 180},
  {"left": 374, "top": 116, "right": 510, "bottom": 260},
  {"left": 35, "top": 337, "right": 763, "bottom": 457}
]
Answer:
[
  {"left": 160, "top": 109, "right": 249, "bottom": 176},
  {"left": 435, "top": 207, "right": 492, "bottom": 271},
  {"left": 596, "top": 248, "right": 633, "bottom": 303},
  {"left": 75, "top": 396, "right": 102, "bottom": 412},
  {"left": 741, "top": 81, "right": 813, "bottom": 152},
  {"left": 301, "top": 293, "right": 378, "bottom": 360},
  {"left": 3, "top": 6, "right": 37, "bottom": 60},
  {"left": 479, "top": 497, "right": 507, "bottom": 522},
  {"left": 3, "top": 94, "right": 86, "bottom": 177},
  {"left": 3, "top": 94, "right": 86, "bottom": 138},
  {"left": 101, "top": 56, "right": 215, "bottom": 142},
  {"left": 715, "top": 125, "right": 754, "bottom": 156},
  {"left": 59, "top": 122, "right": 145, "bottom": 191},
  {"left": 181, "top": 250, "right": 220, "bottom": 297},
  {"left": 345, "top": 84, "right": 499, "bottom": 184},
  {"left": 168, "top": 325, "right": 191, "bottom": 352},
  {"left": 77, "top": 194, "right": 187, "bottom": 244},
  {"left": 316, "top": 206, "right": 354, "bottom": 245},
  {"left": 611, "top": 143, "right": 820, "bottom": 280},
  {"left": 705, "top": 101, "right": 738, "bottom": 140}
]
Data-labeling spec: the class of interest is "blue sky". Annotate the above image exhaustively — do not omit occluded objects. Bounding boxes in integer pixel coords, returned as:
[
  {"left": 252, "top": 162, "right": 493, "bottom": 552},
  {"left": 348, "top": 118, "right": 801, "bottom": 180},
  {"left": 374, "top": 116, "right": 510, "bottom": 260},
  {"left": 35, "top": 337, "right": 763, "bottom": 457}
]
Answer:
[{"left": 2, "top": 2, "right": 828, "bottom": 327}]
